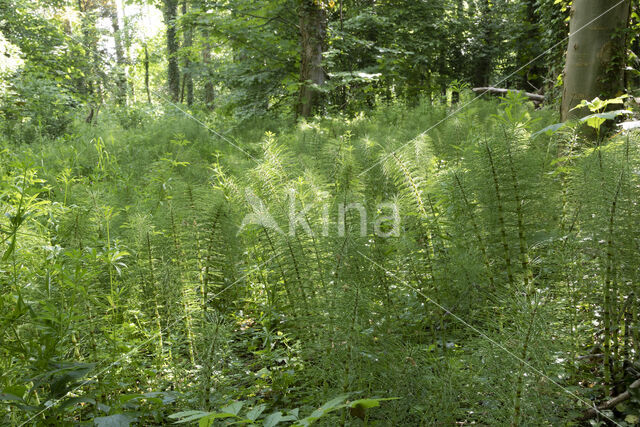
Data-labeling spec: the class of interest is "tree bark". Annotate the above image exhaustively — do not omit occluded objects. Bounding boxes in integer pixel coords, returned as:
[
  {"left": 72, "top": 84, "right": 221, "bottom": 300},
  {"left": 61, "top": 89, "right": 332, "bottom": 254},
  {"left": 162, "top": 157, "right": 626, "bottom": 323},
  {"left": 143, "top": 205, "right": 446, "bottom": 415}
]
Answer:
[
  {"left": 108, "top": 0, "right": 127, "bottom": 105},
  {"left": 164, "top": 0, "right": 180, "bottom": 102},
  {"left": 561, "top": 0, "right": 631, "bottom": 121},
  {"left": 77, "top": 0, "right": 100, "bottom": 123},
  {"left": 144, "top": 43, "right": 151, "bottom": 104},
  {"left": 296, "top": 0, "right": 327, "bottom": 118},
  {"left": 121, "top": 2, "right": 135, "bottom": 102}
]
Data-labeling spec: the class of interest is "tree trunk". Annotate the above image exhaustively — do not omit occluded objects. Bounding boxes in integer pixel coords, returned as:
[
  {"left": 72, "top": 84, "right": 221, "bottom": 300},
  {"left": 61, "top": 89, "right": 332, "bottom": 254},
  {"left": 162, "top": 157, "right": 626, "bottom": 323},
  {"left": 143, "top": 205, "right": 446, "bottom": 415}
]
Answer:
[
  {"left": 121, "top": 3, "right": 135, "bottom": 102},
  {"left": 296, "top": 0, "right": 327, "bottom": 118},
  {"left": 450, "top": 0, "right": 465, "bottom": 104},
  {"left": 181, "top": 0, "right": 194, "bottom": 106},
  {"left": 108, "top": 0, "right": 127, "bottom": 105},
  {"left": 144, "top": 43, "right": 151, "bottom": 104},
  {"left": 77, "top": 0, "right": 100, "bottom": 122},
  {"left": 471, "top": 0, "right": 493, "bottom": 88},
  {"left": 164, "top": 0, "right": 180, "bottom": 102},
  {"left": 560, "top": 0, "right": 631, "bottom": 121},
  {"left": 202, "top": 30, "right": 215, "bottom": 109}
]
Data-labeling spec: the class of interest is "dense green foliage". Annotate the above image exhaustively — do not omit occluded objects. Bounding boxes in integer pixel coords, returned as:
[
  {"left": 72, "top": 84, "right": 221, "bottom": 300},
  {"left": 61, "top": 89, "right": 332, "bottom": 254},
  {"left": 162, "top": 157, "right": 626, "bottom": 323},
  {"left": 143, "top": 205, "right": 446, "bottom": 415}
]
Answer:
[
  {"left": 2, "top": 0, "right": 640, "bottom": 425},
  {"left": 0, "top": 0, "right": 586, "bottom": 123},
  {"left": 1, "top": 94, "right": 640, "bottom": 425}
]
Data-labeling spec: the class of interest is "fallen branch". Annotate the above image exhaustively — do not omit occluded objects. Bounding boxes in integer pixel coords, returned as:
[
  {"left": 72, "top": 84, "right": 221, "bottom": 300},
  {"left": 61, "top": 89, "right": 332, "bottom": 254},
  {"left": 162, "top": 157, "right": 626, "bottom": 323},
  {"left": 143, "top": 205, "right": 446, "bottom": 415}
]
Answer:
[
  {"left": 472, "top": 87, "right": 545, "bottom": 103},
  {"left": 582, "top": 378, "right": 640, "bottom": 420}
]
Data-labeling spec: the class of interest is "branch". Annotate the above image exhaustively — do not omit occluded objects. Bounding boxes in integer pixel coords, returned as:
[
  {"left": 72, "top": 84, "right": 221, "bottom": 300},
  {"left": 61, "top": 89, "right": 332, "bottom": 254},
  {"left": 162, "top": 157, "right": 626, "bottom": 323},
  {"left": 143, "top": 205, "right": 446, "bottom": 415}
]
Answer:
[
  {"left": 472, "top": 87, "right": 544, "bottom": 103},
  {"left": 582, "top": 378, "right": 640, "bottom": 420}
]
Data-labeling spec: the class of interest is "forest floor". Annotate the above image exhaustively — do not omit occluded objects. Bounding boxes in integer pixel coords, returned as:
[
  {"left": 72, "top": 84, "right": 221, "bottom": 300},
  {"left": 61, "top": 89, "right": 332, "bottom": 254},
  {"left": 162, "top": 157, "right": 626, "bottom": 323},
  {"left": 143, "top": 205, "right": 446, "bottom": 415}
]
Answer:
[{"left": 2, "top": 96, "right": 640, "bottom": 425}]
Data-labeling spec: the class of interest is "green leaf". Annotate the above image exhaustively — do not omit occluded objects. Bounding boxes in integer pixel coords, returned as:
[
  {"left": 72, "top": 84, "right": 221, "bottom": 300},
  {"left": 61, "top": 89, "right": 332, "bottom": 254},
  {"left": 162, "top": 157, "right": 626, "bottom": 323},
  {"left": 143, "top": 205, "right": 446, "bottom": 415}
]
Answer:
[
  {"left": 144, "top": 391, "right": 177, "bottom": 404},
  {"left": 580, "top": 110, "right": 632, "bottom": 130},
  {"left": 294, "top": 395, "right": 350, "bottom": 426},
  {"left": 245, "top": 403, "right": 267, "bottom": 421},
  {"left": 585, "top": 116, "right": 606, "bottom": 130},
  {"left": 571, "top": 95, "right": 629, "bottom": 113},
  {"left": 60, "top": 396, "right": 96, "bottom": 410},
  {"left": 349, "top": 399, "right": 381, "bottom": 410},
  {"left": 0, "top": 392, "right": 23, "bottom": 402},
  {"left": 625, "top": 414, "right": 639, "bottom": 424},
  {"left": 580, "top": 110, "right": 632, "bottom": 122},
  {"left": 93, "top": 414, "right": 135, "bottom": 427},
  {"left": 119, "top": 394, "right": 144, "bottom": 404},
  {"left": 349, "top": 397, "right": 400, "bottom": 410},
  {"left": 197, "top": 412, "right": 241, "bottom": 427},
  {"left": 318, "top": 394, "right": 349, "bottom": 412},
  {"left": 263, "top": 411, "right": 284, "bottom": 427},
  {"left": 169, "top": 410, "right": 214, "bottom": 423},
  {"left": 169, "top": 410, "right": 205, "bottom": 419},
  {"left": 220, "top": 401, "right": 244, "bottom": 415},
  {"left": 1, "top": 233, "right": 17, "bottom": 261},
  {"left": 531, "top": 122, "right": 566, "bottom": 138}
]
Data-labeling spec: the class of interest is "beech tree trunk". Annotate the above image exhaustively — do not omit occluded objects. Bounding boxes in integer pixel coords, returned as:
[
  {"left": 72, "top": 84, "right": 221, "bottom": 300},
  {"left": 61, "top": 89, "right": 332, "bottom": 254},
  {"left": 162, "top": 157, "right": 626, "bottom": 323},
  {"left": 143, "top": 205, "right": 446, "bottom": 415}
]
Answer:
[
  {"left": 297, "top": 0, "right": 327, "bottom": 118},
  {"left": 164, "top": 0, "right": 180, "bottom": 102},
  {"left": 560, "top": 0, "right": 631, "bottom": 121}
]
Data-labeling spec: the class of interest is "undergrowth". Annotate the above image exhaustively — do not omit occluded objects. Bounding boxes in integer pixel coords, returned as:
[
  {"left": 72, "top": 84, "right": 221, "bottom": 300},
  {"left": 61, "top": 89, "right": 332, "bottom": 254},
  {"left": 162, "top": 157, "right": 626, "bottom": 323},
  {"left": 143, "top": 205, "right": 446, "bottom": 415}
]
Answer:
[{"left": 1, "top": 94, "right": 640, "bottom": 425}]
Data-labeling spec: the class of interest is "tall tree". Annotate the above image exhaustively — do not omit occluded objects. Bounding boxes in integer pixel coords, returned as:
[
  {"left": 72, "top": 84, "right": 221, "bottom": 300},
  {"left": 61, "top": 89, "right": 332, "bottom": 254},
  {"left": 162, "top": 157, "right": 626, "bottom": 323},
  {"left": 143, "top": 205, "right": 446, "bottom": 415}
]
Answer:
[
  {"left": 202, "top": 29, "right": 215, "bottom": 109},
  {"left": 515, "top": 0, "right": 544, "bottom": 91},
  {"left": 296, "top": 0, "right": 327, "bottom": 117},
  {"left": 471, "top": 0, "right": 494, "bottom": 88},
  {"left": 143, "top": 42, "right": 152, "bottom": 103},
  {"left": 561, "top": 0, "right": 631, "bottom": 121},
  {"left": 121, "top": 4, "right": 135, "bottom": 101},
  {"left": 108, "top": 0, "right": 127, "bottom": 105},
  {"left": 77, "top": 0, "right": 103, "bottom": 123},
  {"left": 181, "top": 0, "right": 194, "bottom": 105},
  {"left": 164, "top": 0, "right": 180, "bottom": 102}
]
